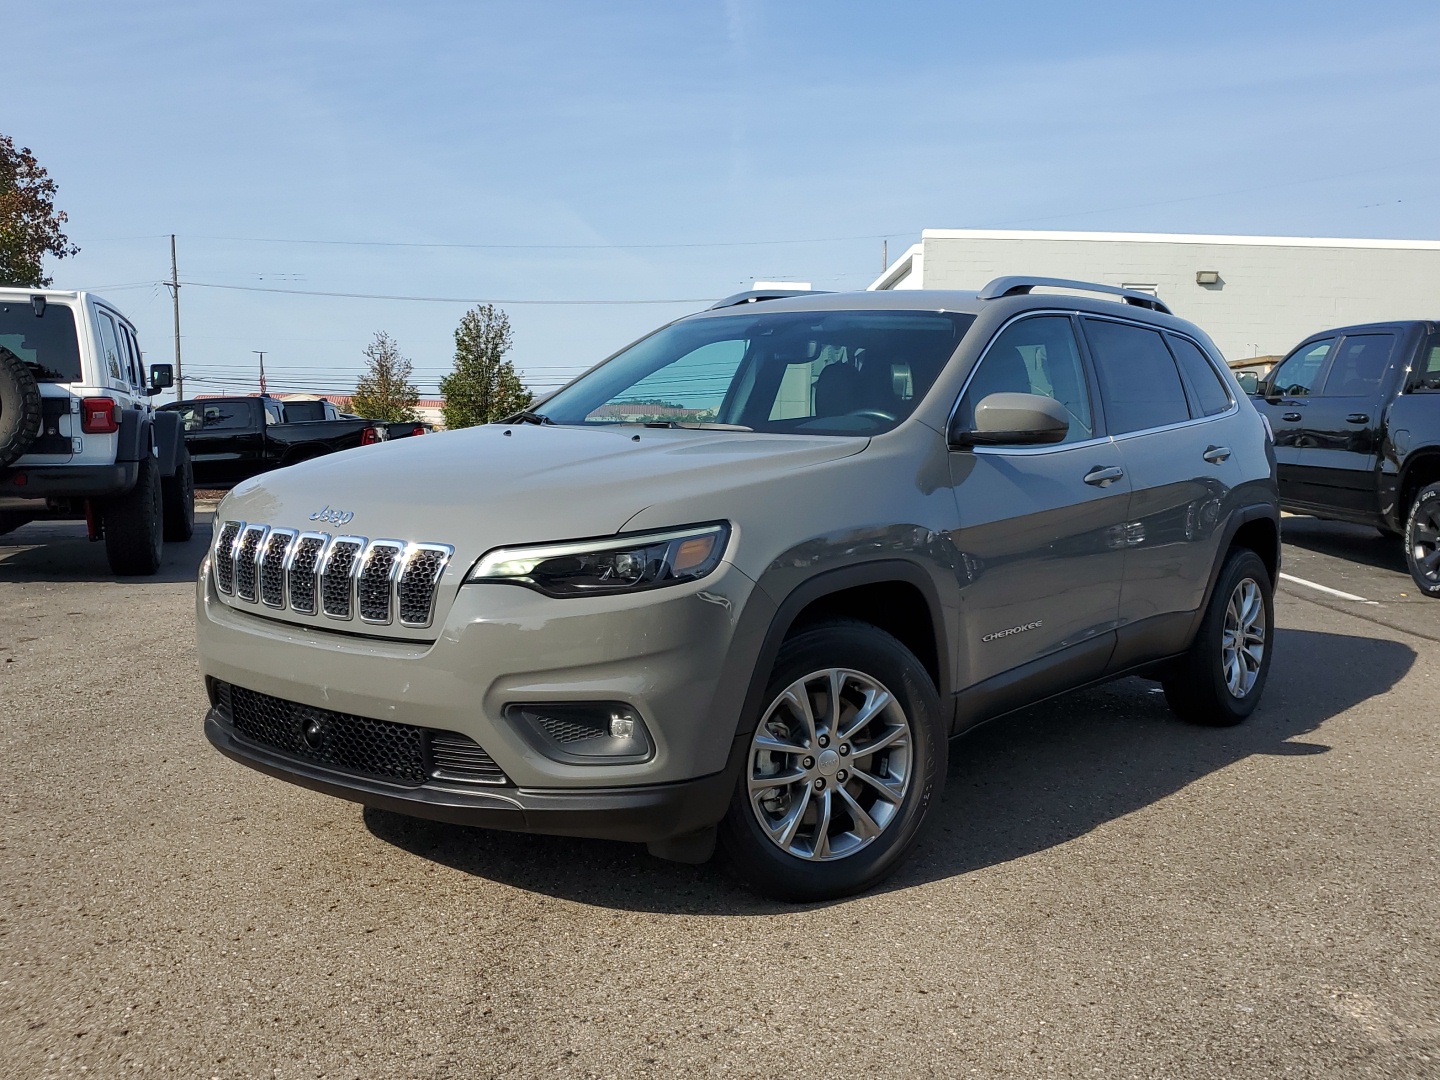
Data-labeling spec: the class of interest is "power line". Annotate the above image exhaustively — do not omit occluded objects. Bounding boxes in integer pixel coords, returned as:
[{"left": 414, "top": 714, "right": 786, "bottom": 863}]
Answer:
[
  {"left": 181, "top": 280, "right": 714, "bottom": 305},
  {"left": 182, "top": 231, "right": 903, "bottom": 251}
]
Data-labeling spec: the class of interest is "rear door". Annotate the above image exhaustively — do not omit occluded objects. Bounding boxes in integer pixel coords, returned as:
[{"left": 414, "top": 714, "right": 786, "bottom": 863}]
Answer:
[
  {"left": 1293, "top": 329, "right": 1403, "bottom": 517},
  {"left": 1079, "top": 317, "right": 1245, "bottom": 661}
]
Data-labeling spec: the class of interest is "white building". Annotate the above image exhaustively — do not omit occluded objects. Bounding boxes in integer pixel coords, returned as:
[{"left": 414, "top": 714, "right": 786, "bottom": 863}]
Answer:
[{"left": 870, "top": 229, "right": 1440, "bottom": 362}]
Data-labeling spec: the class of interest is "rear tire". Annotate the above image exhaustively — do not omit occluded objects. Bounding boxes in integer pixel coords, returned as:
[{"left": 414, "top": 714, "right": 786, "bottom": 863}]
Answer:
[
  {"left": 0, "top": 346, "right": 42, "bottom": 466},
  {"left": 718, "top": 620, "right": 945, "bottom": 902},
  {"left": 103, "top": 455, "right": 163, "bottom": 576},
  {"left": 1163, "top": 548, "right": 1273, "bottom": 726},
  {"left": 162, "top": 445, "right": 195, "bottom": 542},
  {"left": 1404, "top": 481, "right": 1440, "bottom": 597}
]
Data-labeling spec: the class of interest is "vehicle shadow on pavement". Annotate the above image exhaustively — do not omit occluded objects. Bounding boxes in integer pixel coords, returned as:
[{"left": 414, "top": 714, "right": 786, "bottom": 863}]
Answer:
[
  {"left": 363, "top": 626, "right": 1414, "bottom": 914},
  {"left": 1281, "top": 516, "right": 1408, "bottom": 575},
  {"left": 0, "top": 516, "right": 212, "bottom": 584}
]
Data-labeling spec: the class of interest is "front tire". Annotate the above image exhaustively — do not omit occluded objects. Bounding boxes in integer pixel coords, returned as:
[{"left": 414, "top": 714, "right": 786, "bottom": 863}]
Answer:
[
  {"left": 719, "top": 620, "right": 945, "bottom": 902},
  {"left": 103, "top": 455, "right": 163, "bottom": 576},
  {"left": 1404, "top": 482, "right": 1440, "bottom": 597},
  {"left": 1163, "top": 548, "right": 1273, "bottom": 726}
]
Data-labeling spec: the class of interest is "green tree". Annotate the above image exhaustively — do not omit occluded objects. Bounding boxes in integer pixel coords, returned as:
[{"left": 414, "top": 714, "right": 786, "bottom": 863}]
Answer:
[
  {"left": 0, "top": 135, "right": 78, "bottom": 287},
  {"left": 440, "top": 304, "right": 531, "bottom": 429},
  {"left": 351, "top": 331, "right": 420, "bottom": 422}
]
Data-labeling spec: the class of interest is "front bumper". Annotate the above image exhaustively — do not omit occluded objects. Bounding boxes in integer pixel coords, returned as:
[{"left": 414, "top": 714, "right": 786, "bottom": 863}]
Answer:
[{"left": 205, "top": 709, "right": 739, "bottom": 842}]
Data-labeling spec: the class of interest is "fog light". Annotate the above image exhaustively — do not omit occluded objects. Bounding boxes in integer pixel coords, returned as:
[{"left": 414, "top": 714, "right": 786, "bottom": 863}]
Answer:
[
  {"left": 506, "top": 702, "right": 654, "bottom": 765},
  {"left": 609, "top": 712, "right": 636, "bottom": 739}
]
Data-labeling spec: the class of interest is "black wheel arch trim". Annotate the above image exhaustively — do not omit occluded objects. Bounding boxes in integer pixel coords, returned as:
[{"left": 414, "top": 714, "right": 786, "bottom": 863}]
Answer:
[
  {"left": 1193, "top": 502, "right": 1281, "bottom": 641},
  {"left": 151, "top": 409, "right": 183, "bottom": 477},
  {"left": 732, "top": 559, "right": 954, "bottom": 742}
]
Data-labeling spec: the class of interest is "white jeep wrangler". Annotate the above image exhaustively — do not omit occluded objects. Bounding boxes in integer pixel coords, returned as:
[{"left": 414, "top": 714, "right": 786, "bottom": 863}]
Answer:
[{"left": 0, "top": 289, "right": 194, "bottom": 575}]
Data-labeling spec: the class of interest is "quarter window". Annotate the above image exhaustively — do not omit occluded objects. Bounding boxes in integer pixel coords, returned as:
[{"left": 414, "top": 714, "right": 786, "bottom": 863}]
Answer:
[
  {"left": 1167, "top": 335, "right": 1232, "bottom": 417},
  {"left": 957, "top": 315, "right": 1094, "bottom": 445},
  {"left": 1081, "top": 318, "right": 1191, "bottom": 434},
  {"left": 1268, "top": 339, "right": 1333, "bottom": 397}
]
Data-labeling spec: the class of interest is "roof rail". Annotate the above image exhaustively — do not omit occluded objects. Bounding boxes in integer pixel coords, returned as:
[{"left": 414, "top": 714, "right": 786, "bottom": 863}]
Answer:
[
  {"left": 977, "top": 276, "right": 1172, "bottom": 315},
  {"left": 709, "top": 288, "right": 831, "bottom": 310}
]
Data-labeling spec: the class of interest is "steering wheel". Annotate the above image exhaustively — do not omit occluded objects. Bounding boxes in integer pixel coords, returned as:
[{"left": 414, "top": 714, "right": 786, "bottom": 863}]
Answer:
[{"left": 850, "top": 409, "right": 896, "bottom": 423}]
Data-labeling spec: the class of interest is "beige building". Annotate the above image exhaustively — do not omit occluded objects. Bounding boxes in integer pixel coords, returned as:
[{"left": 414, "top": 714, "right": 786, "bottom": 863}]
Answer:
[{"left": 870, "top": 229, "right": 1440, "bottom": 362}]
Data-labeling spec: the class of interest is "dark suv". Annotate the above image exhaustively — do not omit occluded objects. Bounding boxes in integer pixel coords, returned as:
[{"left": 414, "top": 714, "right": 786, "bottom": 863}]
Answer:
[{"left": 196, "top": 277, "right": 1280, "bottom": 900}]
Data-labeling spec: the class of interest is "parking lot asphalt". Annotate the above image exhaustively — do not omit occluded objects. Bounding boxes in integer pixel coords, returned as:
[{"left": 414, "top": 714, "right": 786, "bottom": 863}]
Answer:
[{"left": 1, "top": 514, "right": 1437, "bottom": 1079}]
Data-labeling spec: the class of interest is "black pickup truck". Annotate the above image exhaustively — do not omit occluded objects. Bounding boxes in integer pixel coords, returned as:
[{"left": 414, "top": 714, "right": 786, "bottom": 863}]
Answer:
[
  {"left": 159, "top": 396, "right": 429, "bottom": 488},
  {"left": 1252, "top": 320, "right": 1440, "bottom": 596}
]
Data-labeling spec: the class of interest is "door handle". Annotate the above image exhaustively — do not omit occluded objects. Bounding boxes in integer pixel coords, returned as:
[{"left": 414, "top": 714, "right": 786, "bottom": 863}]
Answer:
[
  {"left": 1345, "top": 413, "right": 1370, "bottom": 425},
  {"left": 1203, "top": 445, "right": 1232, "bottom": 464},
  {"left": 1282, "top": 412, "right": 1302, "bottom": 422},
  {"left": 1083, "top": 465, "right": 1125, "bottom": 487}
]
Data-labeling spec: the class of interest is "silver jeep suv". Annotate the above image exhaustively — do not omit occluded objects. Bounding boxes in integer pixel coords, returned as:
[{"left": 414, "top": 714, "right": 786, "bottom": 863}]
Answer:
[{"left": 196, "top": 278, "right": 1279, "bottom": 900}]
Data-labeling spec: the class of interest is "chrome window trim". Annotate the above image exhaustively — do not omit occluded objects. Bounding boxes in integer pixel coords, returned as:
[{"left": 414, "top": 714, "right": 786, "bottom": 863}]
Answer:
[
  {"left": 357, "top": 539, "right": 407, "bottom": 625},
  {"left": 318, "top": 534, "right": 367, "bottom": 621}
]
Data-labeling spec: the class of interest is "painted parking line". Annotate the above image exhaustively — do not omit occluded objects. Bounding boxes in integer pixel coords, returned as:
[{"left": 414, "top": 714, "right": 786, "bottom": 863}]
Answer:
[{"left": 1278, "top": 572, "right": 1379, "bottom": 605}]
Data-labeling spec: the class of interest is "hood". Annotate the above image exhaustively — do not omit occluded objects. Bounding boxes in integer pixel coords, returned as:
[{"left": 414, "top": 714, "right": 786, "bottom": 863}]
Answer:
[{"left": 219, "top": 423, "right": 868, "bottom": 562}]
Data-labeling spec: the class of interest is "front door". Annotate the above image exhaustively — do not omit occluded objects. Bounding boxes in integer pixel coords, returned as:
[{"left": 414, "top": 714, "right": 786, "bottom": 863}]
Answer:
[
  {"left": 1256, "top": 336, "right": 1334, "bottom": 505},
  {"left": 947, "top": 314, "right": 1128, "bottom": 700}
]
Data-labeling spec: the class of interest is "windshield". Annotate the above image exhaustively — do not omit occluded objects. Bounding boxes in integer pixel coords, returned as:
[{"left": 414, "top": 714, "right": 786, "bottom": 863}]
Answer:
[
  {"left": 540, "top": 309, "right": 976, "bottom": 435},
  {"left": 0, "top": 300, "right": 82, "bottom": 382}
]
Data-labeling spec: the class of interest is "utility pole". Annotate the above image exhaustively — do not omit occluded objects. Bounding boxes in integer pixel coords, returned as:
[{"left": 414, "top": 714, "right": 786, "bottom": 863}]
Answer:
[
  {"left": 253, "top": 350, "right": 267, "bottom": 395},
  {"left": 166, "top": 235, "right": 183, "bottom": 400},
  {"left": 882, "top": 238, "right": 888, "bottom": 273}
]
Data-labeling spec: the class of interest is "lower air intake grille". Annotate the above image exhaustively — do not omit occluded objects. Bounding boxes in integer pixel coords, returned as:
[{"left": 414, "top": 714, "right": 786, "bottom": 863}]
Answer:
[
  {"left": 428, "top": 731, "right": 511, "bottom": 785},
  {"left": 212, "top": 681, "right": 510, "bottom": 787}
]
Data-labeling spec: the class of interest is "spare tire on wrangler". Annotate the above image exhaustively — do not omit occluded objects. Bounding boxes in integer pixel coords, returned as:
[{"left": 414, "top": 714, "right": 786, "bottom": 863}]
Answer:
[{"left": 0, "top": 345, "right": 42, "bottom": 466}]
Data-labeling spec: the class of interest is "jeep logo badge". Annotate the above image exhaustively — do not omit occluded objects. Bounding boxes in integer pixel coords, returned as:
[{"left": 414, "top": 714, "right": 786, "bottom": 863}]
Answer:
[{"left": 309, "top": 505, "right": 354, "bottom": 526}]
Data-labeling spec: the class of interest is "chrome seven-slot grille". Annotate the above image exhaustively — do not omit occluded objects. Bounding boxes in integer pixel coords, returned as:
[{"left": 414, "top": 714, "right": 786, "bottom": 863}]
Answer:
[{"left": 213, "top": 520, "right": 452, "bottom": 629}]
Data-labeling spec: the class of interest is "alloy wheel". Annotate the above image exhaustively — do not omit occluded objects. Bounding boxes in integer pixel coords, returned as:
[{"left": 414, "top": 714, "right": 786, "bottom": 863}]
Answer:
[
  {"left": 746, "top": 667, "right": 912, "bottom": 861},
  {"left": 1221, "top": 577, "right": 1266, "bottom": 698}
]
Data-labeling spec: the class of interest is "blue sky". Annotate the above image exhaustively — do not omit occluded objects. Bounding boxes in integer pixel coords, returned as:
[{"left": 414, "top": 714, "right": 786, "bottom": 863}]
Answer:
[{"left": 10, "top": 1, "right": 1440, "bottom": 401}]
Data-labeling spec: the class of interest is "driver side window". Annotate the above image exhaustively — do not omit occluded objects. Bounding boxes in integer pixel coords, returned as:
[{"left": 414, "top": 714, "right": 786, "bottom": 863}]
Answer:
[
  {"left": 958, "top": 315, "right": 1094, "bottom": 445},
  {"left": 1268, "top": 339, "right": 1333, "bottom": 397}
]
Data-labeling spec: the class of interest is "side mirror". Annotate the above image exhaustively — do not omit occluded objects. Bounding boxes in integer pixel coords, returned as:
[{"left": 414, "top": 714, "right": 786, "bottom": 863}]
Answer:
[
  {"left": 149, "top": 363, "right": 174, "bottom": 390},
  {"left": 1235, "top": 371, "right": 1260, "bottom": 395},
  {"left": 951, "top": 392, "right": 1069, "bottom": 448}
]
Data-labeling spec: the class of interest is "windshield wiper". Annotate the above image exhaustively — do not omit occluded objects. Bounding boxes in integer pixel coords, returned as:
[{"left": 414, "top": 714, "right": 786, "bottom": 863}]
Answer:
[
  {"left": 504, "top": 410, "right": 554, "bottom": 425},
  {"left": 641, "top": 421, "right": 752, "bottom": 431}
]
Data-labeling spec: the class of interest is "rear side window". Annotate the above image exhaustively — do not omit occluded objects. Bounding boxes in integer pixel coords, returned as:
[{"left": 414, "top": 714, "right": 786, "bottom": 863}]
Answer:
[
  {"left": 197, "top": 401, "right": 255, "bottom": 430},
  {"left": 0, "top": 300, "right": 83, "bottom": 382},
  {"left": 1081, "top": 318, "right": 1191, "bottom": 434},
  {"left": 1319, "top": 333, "right": 1395, "bottom": 396},
  {"left": 95, "top": 312, "right": 124, "bottom": 382},
  {"left": 1167, "top": 335, "right": 1233, "bottom": 416}
]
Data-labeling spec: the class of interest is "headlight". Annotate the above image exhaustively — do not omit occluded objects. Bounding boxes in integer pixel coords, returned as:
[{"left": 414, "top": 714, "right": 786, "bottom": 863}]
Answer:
[{"left": 465, "top": 523, "right": 730, "bottom": 598}]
